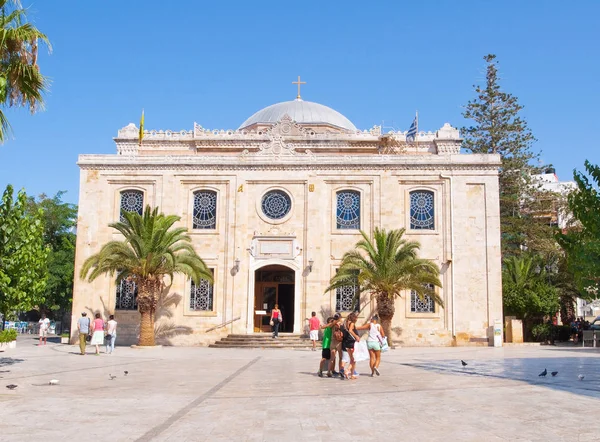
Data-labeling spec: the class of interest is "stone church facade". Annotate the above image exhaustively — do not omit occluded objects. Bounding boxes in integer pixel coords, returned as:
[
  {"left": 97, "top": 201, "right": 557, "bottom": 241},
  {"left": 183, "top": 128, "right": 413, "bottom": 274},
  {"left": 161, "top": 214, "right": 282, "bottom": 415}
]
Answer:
[{"left": 72, "top": 97, "right": 502, "bottom": 346}]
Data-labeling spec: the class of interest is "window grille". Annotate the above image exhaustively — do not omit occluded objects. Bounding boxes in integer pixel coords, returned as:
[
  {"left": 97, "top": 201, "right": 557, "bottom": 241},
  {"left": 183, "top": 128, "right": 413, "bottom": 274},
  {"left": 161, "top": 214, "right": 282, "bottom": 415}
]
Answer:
[
  {"left": 410, "top": 284, "right": 435, "bottom": 313},
  {"left": 190, "top": 271, "right": 214, "bottom": 311},
  {"left": 335, "top": 270, "right": 359, "bottom": 312},
  {"left": 116, "top": 278, "right": 138, "bottom": 310}
]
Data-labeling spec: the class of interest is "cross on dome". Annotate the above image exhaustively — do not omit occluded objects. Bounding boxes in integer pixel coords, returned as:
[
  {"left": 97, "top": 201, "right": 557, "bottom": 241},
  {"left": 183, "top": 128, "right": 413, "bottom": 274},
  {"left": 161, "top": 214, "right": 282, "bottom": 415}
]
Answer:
[{"left": 292, "top": 76, "right": 306, "bottom": 100}]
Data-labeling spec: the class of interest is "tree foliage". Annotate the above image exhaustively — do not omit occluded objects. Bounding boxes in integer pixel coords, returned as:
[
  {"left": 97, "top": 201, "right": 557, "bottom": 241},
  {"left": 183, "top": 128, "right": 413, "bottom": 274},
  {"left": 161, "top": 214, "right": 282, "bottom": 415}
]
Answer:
[
  {"left": 462, "top": 54, "right": 556, "bottom": 256},
  {"left": 557, "top": 160, "right": 600, "bottom": 297},
  {"left": 502, "top": 254, "right": 559, "bottom": 320},
  {"left": 28, "top": 191, "right": 77, "bottom": 314},
  {"left": 325, "top": 228, "right": 441, "bottom": 347},
  {"left": 80, "top": 206, "right": 212, "bottom": 346},
  {"left": 0, "top": 184, "right": 48, "bottom": 323},
  {"left": 0, "top": 0, "right": 51, "bottom": 142}
]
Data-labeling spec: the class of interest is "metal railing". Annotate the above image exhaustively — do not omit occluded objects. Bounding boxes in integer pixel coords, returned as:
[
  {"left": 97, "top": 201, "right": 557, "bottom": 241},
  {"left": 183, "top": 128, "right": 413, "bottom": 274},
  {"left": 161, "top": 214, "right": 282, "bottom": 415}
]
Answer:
[{"left": 205, "top": 317, "right": 241, "bottom": 333}]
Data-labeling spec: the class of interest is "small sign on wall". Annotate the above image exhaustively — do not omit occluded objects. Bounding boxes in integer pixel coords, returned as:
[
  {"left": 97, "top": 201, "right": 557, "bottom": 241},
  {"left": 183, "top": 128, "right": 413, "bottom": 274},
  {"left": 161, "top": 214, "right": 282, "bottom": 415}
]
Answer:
[{"left": 257, "top": 240, "right": 293, "bottom": 258}]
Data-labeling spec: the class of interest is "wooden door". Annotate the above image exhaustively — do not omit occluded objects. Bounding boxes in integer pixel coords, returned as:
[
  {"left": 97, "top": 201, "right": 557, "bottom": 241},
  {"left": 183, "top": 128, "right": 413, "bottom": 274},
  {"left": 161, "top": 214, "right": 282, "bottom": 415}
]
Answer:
[{"left": 254, "top": 283, "right": 277, "bottom": 332}]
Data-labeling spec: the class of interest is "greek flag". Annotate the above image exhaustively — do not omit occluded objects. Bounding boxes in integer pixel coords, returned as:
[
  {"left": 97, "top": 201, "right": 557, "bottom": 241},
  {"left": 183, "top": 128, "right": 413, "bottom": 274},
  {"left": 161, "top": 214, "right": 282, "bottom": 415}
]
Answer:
[{"left": 406, "top": 115, "right": 417, "bottom": 142}]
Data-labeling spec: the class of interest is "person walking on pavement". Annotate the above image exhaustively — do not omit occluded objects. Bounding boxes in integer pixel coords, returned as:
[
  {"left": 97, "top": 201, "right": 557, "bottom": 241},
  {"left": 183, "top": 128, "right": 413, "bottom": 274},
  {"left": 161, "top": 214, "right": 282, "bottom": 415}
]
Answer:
[
  {"left": 105, "top": 314, "right": 118, "bottom": 354},
  {"left": 77, "top": 312, "right": 91, "bottom": 355},
  {"left": 90, "top": 313, "right": 105, "bottom": 355},
  {"left": 271, "top": 304, "right": 282, "bottom": 339}
]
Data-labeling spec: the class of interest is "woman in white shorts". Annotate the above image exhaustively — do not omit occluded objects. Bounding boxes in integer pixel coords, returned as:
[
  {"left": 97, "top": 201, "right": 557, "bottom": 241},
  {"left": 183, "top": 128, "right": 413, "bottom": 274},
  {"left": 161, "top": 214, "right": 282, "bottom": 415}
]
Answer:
[{"left": 366, "top": 315, "right": 385, "bottom": 376}]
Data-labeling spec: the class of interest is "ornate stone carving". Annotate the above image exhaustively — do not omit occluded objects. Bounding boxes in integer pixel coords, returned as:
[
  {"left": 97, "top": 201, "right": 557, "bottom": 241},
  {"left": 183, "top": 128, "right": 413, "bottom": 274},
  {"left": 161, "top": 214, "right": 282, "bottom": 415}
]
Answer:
[
  {"left": 434, "top": 123, "right": 462, "bottom": 155},
  {"left": 117, "top": 123, "right": 139, "bottom": 139}
]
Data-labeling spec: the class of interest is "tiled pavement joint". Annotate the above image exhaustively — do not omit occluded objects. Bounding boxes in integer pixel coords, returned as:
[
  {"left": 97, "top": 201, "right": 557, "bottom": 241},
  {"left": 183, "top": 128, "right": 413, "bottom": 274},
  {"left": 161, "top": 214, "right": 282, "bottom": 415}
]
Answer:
[{"left": 135, "top": 356, "right": 261, "bottom": 442}]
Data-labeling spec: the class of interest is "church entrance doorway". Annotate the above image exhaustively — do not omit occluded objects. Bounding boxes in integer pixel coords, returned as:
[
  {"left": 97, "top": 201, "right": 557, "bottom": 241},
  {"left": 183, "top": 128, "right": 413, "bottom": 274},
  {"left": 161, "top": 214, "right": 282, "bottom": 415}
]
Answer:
[{"left": 254, "top": 265, "right": 295, "bottom": 333}]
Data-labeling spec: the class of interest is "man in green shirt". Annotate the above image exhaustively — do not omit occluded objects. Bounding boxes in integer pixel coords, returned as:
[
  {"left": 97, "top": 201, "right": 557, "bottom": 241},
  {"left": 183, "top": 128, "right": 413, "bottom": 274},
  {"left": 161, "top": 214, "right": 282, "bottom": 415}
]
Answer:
[{"left": 318, "top": 317, "right": 334, "bottom": 377}]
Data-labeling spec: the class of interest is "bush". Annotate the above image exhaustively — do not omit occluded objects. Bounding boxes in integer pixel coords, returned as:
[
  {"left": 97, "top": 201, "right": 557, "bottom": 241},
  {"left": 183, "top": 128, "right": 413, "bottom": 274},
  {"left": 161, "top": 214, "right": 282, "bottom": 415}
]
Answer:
[
  {"left": 0, "top": 329, "right": 18, "bottom": 343},
  {"left": 531, "top": 323, "right": 552, "bottom": 342}
]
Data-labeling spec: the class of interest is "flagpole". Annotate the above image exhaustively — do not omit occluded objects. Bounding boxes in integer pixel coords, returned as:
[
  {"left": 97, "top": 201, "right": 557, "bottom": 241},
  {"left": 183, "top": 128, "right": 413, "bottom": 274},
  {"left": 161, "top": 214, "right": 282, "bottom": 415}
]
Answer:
[{"left": 415, "top": 110, "right": 418, "bottom": 152}]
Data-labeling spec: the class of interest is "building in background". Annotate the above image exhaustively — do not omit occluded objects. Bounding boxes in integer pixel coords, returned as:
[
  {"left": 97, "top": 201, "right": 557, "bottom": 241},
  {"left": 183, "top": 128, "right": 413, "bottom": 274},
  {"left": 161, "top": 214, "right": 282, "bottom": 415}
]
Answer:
[{"left": 72, "top": 88, "right": 502, "bottom": 346}]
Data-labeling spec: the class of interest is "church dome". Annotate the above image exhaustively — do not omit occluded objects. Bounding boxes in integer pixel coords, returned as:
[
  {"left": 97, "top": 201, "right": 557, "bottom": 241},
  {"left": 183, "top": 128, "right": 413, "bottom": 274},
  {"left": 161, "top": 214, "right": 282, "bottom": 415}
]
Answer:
[{"left": 239, "top": 99, "right": 357, "bottom": 132}]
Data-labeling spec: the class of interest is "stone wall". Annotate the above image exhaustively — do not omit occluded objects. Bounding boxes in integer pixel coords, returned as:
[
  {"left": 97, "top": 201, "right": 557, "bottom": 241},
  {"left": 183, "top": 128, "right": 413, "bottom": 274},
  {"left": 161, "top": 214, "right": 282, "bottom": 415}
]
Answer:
[{"left": 72, "top": 153, "right": 502, "bottom": 347}]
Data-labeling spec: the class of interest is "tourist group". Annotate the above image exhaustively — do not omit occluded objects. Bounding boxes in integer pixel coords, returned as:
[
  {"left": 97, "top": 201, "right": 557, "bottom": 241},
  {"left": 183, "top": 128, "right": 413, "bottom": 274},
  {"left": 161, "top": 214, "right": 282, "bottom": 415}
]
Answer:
[
  {"left": 75, "top": 312, "right": 118, "bottom": 355},
  {"left": 306, "top": 311, "right": 388, "bottom": 380}
]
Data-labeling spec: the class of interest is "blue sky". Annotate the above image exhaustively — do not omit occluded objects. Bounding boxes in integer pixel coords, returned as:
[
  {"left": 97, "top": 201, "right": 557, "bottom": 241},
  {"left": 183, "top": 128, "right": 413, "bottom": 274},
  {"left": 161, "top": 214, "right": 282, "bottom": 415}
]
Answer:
[{"left": 0, "top": 0, "right": 598, "bottom": 204}]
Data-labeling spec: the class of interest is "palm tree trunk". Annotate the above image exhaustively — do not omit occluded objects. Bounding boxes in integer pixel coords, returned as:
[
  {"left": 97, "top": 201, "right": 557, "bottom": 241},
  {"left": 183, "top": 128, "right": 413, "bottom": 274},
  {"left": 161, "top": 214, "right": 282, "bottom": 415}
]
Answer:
[
  {"left": 377, "top": 292, "right": 395, "bottom": 348},
  {"left": 137, "top": 278, "right": 159, "bottom": 346},
  {"left": 139, "top": 308, "right": 155, "bottom": 346}
]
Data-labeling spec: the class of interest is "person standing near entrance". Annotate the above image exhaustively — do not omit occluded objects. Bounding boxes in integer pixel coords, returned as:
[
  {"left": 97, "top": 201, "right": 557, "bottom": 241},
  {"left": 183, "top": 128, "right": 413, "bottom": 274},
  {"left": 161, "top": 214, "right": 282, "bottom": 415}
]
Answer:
[
  {"left": 271, "top": 304, "right": 282, "bottom": 339},
  {"left": 77, "top": 312, "right": 90, "bottom": 355},
  {"left": 308, "top": 311, "right": 321, "bottom": 351}
]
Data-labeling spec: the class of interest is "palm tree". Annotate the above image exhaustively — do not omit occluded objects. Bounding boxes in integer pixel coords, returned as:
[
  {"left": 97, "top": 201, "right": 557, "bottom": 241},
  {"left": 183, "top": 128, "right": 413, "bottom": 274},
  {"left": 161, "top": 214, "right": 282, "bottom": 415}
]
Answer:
[
  {"left": 0, "top": 0, "right": 51, "bottom": 142},
  {"left": 326, "top": 228, "right": 442, "bottom": 346},
  {"left": 80, "top": 206, "right": 212, "bottom": 346}
]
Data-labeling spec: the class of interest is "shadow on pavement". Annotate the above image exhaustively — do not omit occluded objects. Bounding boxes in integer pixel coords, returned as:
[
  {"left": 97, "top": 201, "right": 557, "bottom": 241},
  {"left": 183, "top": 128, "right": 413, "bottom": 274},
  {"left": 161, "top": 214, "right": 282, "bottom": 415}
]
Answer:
[
  {"left": 0, "top": 357, "right": 25, "bottom": 367},
  {"left": 394, "top": 357, "right": 600, "bottom": 399}
]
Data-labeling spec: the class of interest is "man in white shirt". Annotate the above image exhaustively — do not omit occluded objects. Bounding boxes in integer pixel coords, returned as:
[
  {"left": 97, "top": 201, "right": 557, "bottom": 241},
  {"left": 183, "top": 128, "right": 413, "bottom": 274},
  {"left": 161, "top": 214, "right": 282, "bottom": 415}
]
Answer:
[{"left": 38, "top": 314, "right": 50, "bottom": 345}]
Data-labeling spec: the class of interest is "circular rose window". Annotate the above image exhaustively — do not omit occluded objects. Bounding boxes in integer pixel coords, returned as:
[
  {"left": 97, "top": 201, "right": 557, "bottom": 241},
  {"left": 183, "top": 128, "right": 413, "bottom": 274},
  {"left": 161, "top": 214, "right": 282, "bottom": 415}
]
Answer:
[{"left": 261, "top": 190, "right": 292, "bottom": 220}]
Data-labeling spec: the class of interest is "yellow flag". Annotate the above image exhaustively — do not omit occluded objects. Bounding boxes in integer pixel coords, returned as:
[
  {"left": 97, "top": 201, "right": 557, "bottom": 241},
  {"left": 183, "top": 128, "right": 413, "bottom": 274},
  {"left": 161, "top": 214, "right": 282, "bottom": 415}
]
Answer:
[{"left": 139, "top": 109, "right": 145, "bottom": 146}]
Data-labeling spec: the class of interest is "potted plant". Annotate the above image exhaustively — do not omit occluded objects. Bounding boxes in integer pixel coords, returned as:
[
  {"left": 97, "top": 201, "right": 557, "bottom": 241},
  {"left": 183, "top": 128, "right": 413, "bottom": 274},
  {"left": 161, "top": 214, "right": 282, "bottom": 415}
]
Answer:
[
  {"left": 0, "top": 329, "right": 18, "bottom": 349},
  {"left": 60, "top": 332, "right": 70, "bottom": 344}
]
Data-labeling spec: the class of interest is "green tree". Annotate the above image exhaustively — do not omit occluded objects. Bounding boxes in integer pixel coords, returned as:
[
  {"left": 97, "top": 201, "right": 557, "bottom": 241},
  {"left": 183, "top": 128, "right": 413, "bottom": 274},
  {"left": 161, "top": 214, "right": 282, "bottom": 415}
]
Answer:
[
  {"left": 0, "top": 0, "right": 51, "bottom": 142},
  {"left": 502, "top": 254, "right": 559, "bottom": 324},
  {"left": 325, "top": 228, "right": 441, "bottom": 346},
  {"left": 462, "top": 54, "right": 556, "bottom": 256},
  {"left": 0, "top": 184, "right": 48, "bottom": 327},
  {"left": 28, "top": 192, "right": 77, "bottom": 316},
  {"left": 80, "top": 206, "right": 212, "bottom": 346},
  {"left": 557, "top": 160, "right": 600, "bottom": 297}
]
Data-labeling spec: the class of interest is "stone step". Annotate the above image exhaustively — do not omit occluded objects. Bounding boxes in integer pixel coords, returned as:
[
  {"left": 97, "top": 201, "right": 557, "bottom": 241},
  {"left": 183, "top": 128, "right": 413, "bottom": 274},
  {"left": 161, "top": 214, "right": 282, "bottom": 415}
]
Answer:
[
  {"left": 209, "top": 343, "right": 314, "bottom": 348},
  {"left": 211, "top": 333, "right": 317, "bottom": 349}
]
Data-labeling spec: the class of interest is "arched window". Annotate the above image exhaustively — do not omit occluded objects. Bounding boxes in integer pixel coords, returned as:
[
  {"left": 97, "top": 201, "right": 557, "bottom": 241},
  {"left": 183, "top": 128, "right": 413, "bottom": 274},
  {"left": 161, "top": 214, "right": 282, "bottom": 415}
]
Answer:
[
  {"left": 190, "top": 270, "right": 214, "bottom": 311},
  {"left": 193, "top": 190, "right": 217, "bottom": 229},
  {"left": 336, "top": 190, "right": 360, "bottom": 229},
  {"left": 409, "top": 190, "right": 434, "bottom": 230},
  {"left": 119, "top": 190, "right": 144, "bottom": 222}
]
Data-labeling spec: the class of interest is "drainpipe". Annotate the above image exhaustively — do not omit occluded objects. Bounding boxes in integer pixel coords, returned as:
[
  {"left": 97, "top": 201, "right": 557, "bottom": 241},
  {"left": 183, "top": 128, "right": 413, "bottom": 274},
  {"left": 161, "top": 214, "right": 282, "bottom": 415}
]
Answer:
[{"left": 439, "top": 174, "right": 455, "bottom": 338}]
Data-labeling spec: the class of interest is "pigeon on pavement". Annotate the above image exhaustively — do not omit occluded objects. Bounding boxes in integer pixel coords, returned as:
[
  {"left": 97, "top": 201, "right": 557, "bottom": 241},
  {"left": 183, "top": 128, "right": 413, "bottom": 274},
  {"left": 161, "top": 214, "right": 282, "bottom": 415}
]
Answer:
[
  {"left": 539, "top": 369, "right": 547, "bottom": 377},
  {"left": 461, "top": 360, "right": 467, "bottom": 367},
  {"left": 551, "top": 371, "right": 558, "bottom": 377},
  {"left": 108, "top": 374, "right": 117, "bottom": 380},
  {"left": 6, "top": 384, "right": 17, "bottom": 390},
  {"left": 124, "top": 371, "right": 128, "bottom": 376},
  {"left": 578, "top": 374, "right": 585, "bottom": 381}
]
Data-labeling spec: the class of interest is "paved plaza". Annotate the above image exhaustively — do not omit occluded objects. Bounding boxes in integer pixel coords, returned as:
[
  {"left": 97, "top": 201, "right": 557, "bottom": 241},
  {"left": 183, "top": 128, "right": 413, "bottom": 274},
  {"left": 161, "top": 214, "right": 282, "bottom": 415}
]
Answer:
[{"left": 1, "top": 337, "right": 599, "bottom": 441}]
